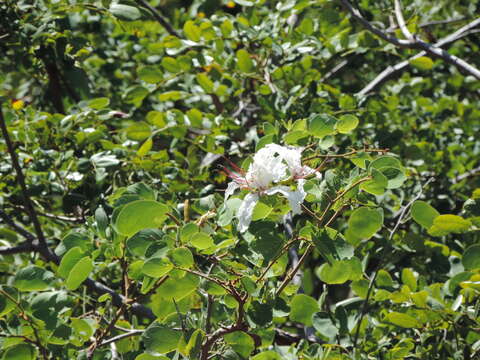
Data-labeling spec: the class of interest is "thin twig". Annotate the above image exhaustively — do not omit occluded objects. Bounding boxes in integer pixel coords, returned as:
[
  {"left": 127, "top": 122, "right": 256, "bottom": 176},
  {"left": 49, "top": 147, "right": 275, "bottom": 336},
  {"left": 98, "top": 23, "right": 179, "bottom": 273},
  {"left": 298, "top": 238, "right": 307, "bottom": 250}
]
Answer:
[
  {"left": 276, "top": 244, "right": 313, "bottom": 295},
  {"left": 98, "top": 329, "right": 144, "bottom": 347}
]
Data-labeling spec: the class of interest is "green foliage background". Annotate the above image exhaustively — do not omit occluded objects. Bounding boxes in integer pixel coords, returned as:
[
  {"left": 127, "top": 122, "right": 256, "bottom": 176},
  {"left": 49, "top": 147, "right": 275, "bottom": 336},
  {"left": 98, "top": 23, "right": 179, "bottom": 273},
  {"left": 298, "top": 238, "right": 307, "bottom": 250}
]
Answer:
[{"left": 0, "top": 0, "right": 479, "bottom": 359}]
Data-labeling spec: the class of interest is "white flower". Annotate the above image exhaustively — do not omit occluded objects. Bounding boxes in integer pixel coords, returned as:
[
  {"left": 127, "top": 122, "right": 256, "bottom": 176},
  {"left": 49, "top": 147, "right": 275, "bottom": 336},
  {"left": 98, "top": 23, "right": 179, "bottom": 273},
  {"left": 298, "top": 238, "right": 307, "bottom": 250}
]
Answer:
[{"left": 224, "top": 143, "right": 320, "bottom": 232}]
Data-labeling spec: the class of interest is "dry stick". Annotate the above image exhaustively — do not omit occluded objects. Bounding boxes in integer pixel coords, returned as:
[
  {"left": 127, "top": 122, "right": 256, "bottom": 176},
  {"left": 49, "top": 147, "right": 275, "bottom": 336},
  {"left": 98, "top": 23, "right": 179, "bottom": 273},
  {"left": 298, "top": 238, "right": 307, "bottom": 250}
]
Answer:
[
  {"left": 276, "top": 244, "right": 314, "bottom": 296},
  {"left": 98, "top": 329, "right": 144, "bottom": 347},
  {"left": 338, "top": 0, "right": 480, "bottom": 80},
  {"left": 303, "top": 148, "right": 388, "bottom": 161},
  {"left": 357, "top": 17, "right": 480, "bottom": 95},
  {"left": 135, "top": 0, "right": 180, "bottom": 38}
]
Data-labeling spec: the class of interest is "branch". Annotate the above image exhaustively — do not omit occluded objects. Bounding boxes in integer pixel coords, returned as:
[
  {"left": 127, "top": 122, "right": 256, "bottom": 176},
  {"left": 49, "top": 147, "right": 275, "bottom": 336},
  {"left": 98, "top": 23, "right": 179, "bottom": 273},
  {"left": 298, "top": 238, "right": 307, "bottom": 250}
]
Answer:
[
  {"left": 452, "top": 165, "right": 480, "bottom": 184},
  {"left": 135, "top": 0, "right": 181, "bottom": 38},
  {"left": 0, "top": 242, "right": 35, "bottom": 255},
  {"left": 358, "top": 21, "right": 480, "bottom": 95},
  {"left": 0, "top": 107, "right": 57, "bottom": 263},
  {"left": 338, "top": 0, "right": 480, "bottom": 82},
  {"left": 98, "top": 329, "right": 144, "bottom": 347}
]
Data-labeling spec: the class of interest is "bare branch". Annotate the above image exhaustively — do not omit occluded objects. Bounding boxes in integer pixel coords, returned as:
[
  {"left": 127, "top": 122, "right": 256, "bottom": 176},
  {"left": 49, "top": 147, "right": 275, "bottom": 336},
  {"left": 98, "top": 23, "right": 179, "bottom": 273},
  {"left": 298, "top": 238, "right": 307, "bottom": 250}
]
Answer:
[
  {"left": 135, "top": 0, "right": 181, "bottom": 38},
  {"left": 98, "top": 329, "right": 144, "bottom": 347},
  {"left": 338, "top": 0, "right": 480, "bottom": 82},
  {"left": 0, "top": 106, "right": 56, "bottom": 262},
  {"left": 358, "top": 18, "right": 480, "bottom": 95},
  {"left": 0, "top": 242, "right": 35, "bottom": 255},
  {"left": 452, "top": 165, "right": 480, "bottom": 184},
  {"left": 394, "top": 0, "right": 414, "bottom": 41}
]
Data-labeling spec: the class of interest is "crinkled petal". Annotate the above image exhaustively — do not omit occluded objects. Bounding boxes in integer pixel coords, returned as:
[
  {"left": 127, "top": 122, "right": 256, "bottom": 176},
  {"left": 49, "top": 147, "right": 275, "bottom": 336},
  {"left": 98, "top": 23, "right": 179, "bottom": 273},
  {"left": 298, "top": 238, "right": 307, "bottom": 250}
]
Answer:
[
  {"left": 237, "top": 193, "right": 259, "bottom": 233},
  {"left": 265, "top": 185, "right": 305, "bottom": 215},
  {"left": 224, "top": 181, "right": 240, "bottom": 200}
]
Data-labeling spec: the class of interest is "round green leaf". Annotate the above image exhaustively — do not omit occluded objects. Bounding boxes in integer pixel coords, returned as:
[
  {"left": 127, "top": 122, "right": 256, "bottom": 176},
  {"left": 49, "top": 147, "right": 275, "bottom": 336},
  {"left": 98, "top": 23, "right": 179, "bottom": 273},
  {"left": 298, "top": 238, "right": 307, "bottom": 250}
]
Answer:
[
  {"left": 289, "top": 294, "right": 319, "bottom": 326},
  {"left": 169, "top": 247, "right": 194, "bottom": 268},
  {"left": 336, "top": 114, "right": 359, "bottom": 134},
  {"left": 411, "top": 200, "right": 439, "bottom": 229},
  {"left": 189, "top": 232, "right": 214, "bottom": 250},
  {"left": 183, "top": 20, "right": 201, "bottom": 42},
  {"left": 110, "top": 3, "right": 142, "bottom": 21},
  {"left": 236, "top": 49, "right": 254, "bottom": 72},
  {"left": 138, "top": 66, "right": 163, "bottom": 84},
  {"left": 410, "top": 56, "right": 434, "bottom": 70},
  {"left": 384, "top": 312, "right": 421, "bottom": 328},
  {"left": 58, "top": 246, "right": 85, "bottom": 278},
  {"left": 88, "top": 97, "right": 110, "bottom": 110},
  {"left": 2, "top": 343, "right": 36, "bottom": 360},
  {"left": 142, "top": 257, "right": 173, "bottom": 278},
  {"left": 462, "top": 244, "right": 480, "bottom": 270},
  {"left": 316, "top": 260, "right": 351, "bottom": 284},
  {"left": 224, "top": 331, "right": 254, "bottom": 358},
  {"left": 308, "top": 114, "right": 336, "bottom": 139},
  {"left": 428, "top": 215, "right": 471, "bottom": 237},
  {"left": 345, "top": 207, "right": 383, "bottom": 243},
  {"left": 66, "top": 256, "right": 93, "bottom": 290},
  {"left": 14, "top": 265, "right": 55, "bottom": 292},
  {"left": 114, "top": 200, "right": 169, "bottom": 236},
  {"left": 142, "top": 323, "right": 182, "bottom": 354}
]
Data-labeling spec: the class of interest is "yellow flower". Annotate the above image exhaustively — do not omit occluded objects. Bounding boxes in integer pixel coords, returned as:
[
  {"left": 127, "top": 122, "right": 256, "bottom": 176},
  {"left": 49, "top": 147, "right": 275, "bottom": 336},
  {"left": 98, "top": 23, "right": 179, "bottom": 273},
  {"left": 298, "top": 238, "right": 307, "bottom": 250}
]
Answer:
[
  {"left": 226, "top": 1, "right": 236, "bottom": 8},
  {"left": 12, "top": 99, "right": 25, "bottom": 111},
  {"left": 197, "top": 11, "right": 205, "bottom": 18}
]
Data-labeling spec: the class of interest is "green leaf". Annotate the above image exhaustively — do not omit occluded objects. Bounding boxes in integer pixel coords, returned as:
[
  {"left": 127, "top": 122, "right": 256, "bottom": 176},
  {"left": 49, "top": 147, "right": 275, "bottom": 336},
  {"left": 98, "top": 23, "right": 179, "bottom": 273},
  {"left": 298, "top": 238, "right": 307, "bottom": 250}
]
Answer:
[
  {"left": 462, "top": 244, "right": 480, "bottom": 270},
  {"left": 401, "top": 268, "right": 417, "bottom": 291},
  {"left": 236, "top": 49, "right": 254, "bottom": 72},
  {"left": 14, "top": 265, "right": 54, "bottom": 292},
  {"left": 312, "top": 227, "right": 353, "bottom": 263},
  {"left": 2, "top": 343, "right": 36, "bottom": 360},
  {"left": 161, "top": 57, "right": 180, "bottom": 73},
  {"left": 224, "top": 331, "right": 254, "bottom": 358},
  {"left": 156, "top": 273, "right": 199, "bottom": 300},
  {"left": 252, "top": 351, "right": 282, "bottom": 360},
  {"left": 196, "top": 73, "right": 214, "bottom": 93},
  {"left": 58, "top": 246, "right": 85, "bottom": 278},
  {"left": 110, "top": 3, "right": 142, "bottom": 21},
  {"left": 248, "top": 301, "right": 273, "bottom": 326},
  {"left": 345, "top": 207, "right": 383, "bottom": 243},
  {"left": 308, "top": 114, "right": 337, "bottom": 139},
  {"left": 95, "top": 206, "right": 108, "bottom": 238},
  {"left": 142, "top": 257, "right": 173, "bottom": 278},
  {"left": 142, "top": 323, "right": 182, "bottom": 354},
  {"left": 126, "top": 229, "right": 162, "bottom": 257},
  {"left": 135, "top": 355, "right": 169, "bottom": 360},
  {"left": 169, "top": 247, "right": 194, "bottom": 268},
  {"left": 316, "top": 260, "right": 351, "bottom": 284},
  {"left": 411, "top": 201, "right": 439, "bottom": 229},
  {"left": 126, "top": 122, "right": 151, "bottom": 141},
  {"left": 138, "top": 66, "right": 163, "bottom": 84},
  {"left": 124, "top": 86, "right": 149, "bottom": 107},
  {"left": 336, "top": 114, "right": 359, "bottom": 134},
  {"left": 66, "top": 256, "right": 93, "bottom": 290},
  {"left": 114, "top": 200, "right": 169, "bottom": 236},
  {"left": 189, "top": 232, "right": 214, "bottom": 250},
  {"left": 384, "top": 312, "right": 421, "bottom": 328},
  {"left": 428, "top": 215, "right": 471, "bottom": 236},
  {"left": 290, "top": 294, "right": 319, "bottom": 326},
  {"left": 183, "top": 20, "right": 201, "bottom": 42},
  {"left": 410, "top": 56, "right": 434, "bottom": 70},
  {"left": 360, "top": 168, "right": 388, "bottom": 195},
  {"left": 0, "top": 286, "right": 17, "bottom": 317},
  {"left": 137, "top": 137, "right": 153, "bottom": 157},
  {"left": 88, "top": 97, "right": 110, "bottom": 109}
]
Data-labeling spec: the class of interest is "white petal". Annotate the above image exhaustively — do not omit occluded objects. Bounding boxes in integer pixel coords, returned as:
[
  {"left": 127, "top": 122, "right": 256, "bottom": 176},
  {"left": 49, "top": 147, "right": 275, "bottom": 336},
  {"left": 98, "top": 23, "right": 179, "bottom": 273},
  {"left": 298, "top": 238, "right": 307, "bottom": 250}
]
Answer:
[
  {"left": 265, "top": 185, "right": 305, "bottom": 215},
  {"left": 237, "top": 193, "right": 259, "bottom": 233},
  {"left": 224, "top": 181, "right": 240, "bottom": 200}
]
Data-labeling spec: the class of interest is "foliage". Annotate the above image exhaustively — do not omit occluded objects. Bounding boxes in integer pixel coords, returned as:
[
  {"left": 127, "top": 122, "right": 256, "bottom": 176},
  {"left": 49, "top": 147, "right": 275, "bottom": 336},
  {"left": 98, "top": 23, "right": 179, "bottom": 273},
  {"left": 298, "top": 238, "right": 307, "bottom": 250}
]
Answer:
[{"left": 0, "top": 0, "right": 479, "bottom": 359}]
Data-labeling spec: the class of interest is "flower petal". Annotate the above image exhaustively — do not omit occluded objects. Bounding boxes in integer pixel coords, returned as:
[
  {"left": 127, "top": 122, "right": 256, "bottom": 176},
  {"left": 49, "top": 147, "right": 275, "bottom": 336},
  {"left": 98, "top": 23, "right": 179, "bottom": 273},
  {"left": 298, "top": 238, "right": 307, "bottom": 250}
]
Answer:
[
  {"left": 237, "top": 193, "right": 259, "bottom": 232},
  {"left": 224, "top": 181, "right": 240, "bottom": 200},
  {"left": 265, "top": 185, "right": 305, "bottom": 215}
]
